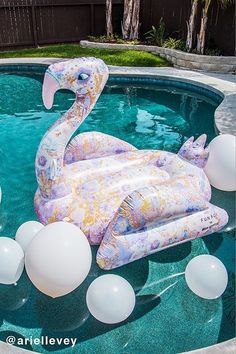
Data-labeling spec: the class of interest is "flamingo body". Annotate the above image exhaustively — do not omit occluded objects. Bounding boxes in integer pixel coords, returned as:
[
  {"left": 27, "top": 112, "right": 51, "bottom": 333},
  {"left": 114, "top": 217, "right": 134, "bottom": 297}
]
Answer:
[{"left": 35, "top": 58, "right": 228, "bottom": 269}]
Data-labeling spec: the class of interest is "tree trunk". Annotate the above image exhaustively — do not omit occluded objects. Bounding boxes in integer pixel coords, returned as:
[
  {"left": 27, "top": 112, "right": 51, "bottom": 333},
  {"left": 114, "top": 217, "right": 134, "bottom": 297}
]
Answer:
[
  {"left": 122, "top": 0, "right": 140, "bottom": 40},
  {"left": 186, "top": 0, "right": 199, "bottom": 52},
  {"left": 197, "top": 9, "right": 208, "bottom": 54},
  {"left": 130, "top": 0, "right": 140, "bottom": 39},
  {"left": 106, "top": 0, "right": 113, "bottom": 37},
  {"left": 122, "top": 0, "right": 133, "bottom": 39}
]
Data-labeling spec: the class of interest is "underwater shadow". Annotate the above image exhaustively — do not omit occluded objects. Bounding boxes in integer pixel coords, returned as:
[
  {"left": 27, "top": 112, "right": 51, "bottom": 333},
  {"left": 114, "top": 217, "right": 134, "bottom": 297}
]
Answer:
[
  {"left": 210, "top": 188, "right": 236, "bottom": 233},
  {"left": 0, "top": 247, "right": 150, "bottom": 332},
  {"left": 203, "top": 233, "right": 224, "bottom": 254},
  {"left": 0, "top": 240, "right": 193, "bottom": 352},
  {"left": 40, "top": 294, "right": 161, "bottom": 351},
  {"left": 148, "top": 241, "right": 192, "bottom": 264},
  {"left": 0, "top": 273, "right": 32, "bottom": 313},
  {"left": 217, "top": 270, "right": 236, "bottom": 343},
  {"left": 0, "top": 272, "right": 35, "bottom": 329},
  {"left": 36, "top": 249, "right": 160, "bottom": 351}
]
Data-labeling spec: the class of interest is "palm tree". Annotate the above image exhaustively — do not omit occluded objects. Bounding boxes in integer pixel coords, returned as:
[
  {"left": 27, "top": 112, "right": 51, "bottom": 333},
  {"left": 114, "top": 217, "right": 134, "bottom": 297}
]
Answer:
[
  {"left": 106, "top": 0, "right": 113, "bottom": 37},
  {"left": 122, "top": 0, "right": 140, "bottom": 40},
  {"left": 186, "top": 0, "right": 199, "bottom": 52},
  {"left": 197, "top": 0, "right": 234, "bottom": 54}
]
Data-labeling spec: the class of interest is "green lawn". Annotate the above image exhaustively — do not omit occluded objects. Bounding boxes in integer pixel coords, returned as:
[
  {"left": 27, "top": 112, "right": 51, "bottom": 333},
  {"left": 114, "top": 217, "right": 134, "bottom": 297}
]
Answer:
[{"left": 0, "top": 44, "right": 170, "bottom": 67}]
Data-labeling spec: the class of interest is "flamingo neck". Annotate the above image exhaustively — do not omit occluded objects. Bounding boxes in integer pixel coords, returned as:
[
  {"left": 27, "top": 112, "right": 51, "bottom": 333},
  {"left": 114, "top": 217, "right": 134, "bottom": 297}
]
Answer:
[{"left": 36, "top": 94, "right": 95, "bottom": 199}]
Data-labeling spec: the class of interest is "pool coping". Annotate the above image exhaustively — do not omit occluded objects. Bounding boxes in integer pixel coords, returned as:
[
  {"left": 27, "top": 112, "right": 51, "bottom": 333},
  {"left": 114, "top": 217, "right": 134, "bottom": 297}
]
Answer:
[
  {"left": 0, "top": 58, "right": 235, "bottom": 354},
  {"left": 0, "top": 57, "right": 235, "bottom": 135}
]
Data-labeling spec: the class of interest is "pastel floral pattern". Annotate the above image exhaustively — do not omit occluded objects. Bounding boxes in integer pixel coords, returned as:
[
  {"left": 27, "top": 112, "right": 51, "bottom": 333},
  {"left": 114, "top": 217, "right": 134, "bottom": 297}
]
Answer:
[{"left": 35, "top": 58, "right": 228, "bottom": 269}]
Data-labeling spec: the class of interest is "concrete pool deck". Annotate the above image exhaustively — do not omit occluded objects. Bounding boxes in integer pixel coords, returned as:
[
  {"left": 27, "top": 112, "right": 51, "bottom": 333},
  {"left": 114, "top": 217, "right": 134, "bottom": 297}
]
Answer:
[
  {"left": 0, "top": 58, "right": 235, "bottom": 353},
  {"left": 0, "top": 57, "right": 236, "bottom": 135}
]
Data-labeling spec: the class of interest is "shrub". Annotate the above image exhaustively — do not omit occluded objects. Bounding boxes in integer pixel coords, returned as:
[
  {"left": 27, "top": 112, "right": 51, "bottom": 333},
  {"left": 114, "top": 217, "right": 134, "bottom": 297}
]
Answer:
[
  {"left": 145, "top": 18, "right": 166, "bottom": 46},
  {"left": 88, "top": 34, "right": 140, "bottom": 45},
  {"left": 88, "top": 35, "right": 114, "bottom": 43},
  {"left": 205, "top": 47, "right": 222, "bottom": 56},
  {"left": 116, "top": 38, "right": 140, "bottom": 45},
  {"left": 163, "top": 37, "right": 185, "bottom": 50}
]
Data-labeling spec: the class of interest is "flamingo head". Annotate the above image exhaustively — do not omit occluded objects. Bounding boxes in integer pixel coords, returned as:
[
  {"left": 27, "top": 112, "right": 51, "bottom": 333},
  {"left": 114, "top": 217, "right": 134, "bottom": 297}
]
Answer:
[{"left": 42, "top": 57, "right": 109, "bottom": 109}]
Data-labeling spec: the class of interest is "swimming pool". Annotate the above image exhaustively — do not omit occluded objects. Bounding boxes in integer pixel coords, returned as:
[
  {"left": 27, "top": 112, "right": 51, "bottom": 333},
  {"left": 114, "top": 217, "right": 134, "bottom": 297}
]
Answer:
[{"left": 0, "top": 70, "right": 235, "bottom": 354}]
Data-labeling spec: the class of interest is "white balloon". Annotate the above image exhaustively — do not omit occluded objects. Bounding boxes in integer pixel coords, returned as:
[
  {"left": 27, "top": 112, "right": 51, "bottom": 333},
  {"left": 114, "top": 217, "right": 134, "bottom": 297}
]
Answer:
[
  {"left": 86, "top": 274, "right": 135, "bottom": 324},
  {"left": 0, "top": 237, "right": 24, "bottom": 284},
  {"left": 204, "top": 134, "right": 236, "bottom": 191},
  {"left": 15, "top": 221, "right": 44, "bottom": 251},
  {"left": 185, "top": 255, "right": 228, "bottom": 299},
  {"left": 25, "top": 222, "right": 91, "bottom": 298}
]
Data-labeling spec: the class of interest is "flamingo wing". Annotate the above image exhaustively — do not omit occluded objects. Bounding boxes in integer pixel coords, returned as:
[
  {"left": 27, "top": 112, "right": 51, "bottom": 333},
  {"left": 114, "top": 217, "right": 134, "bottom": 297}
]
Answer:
[
  {"left": 97, "top": 182, "right": 228, "bottom": 269},
  {"left": 64, "top": 131, "right": 137, "bottom": 164}
]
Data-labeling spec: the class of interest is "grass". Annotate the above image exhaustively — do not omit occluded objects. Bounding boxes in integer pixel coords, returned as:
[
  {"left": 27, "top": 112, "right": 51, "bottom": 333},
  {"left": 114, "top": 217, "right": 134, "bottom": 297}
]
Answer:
[{"left": 0, "top": 44, "right": 170, "bottom": 67}]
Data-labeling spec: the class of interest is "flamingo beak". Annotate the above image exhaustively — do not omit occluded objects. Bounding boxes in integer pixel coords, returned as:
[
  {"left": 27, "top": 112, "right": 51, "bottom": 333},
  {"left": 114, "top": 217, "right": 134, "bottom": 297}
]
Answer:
[{"left": 42, "top": 71, "right": 60, "bottom": 110}]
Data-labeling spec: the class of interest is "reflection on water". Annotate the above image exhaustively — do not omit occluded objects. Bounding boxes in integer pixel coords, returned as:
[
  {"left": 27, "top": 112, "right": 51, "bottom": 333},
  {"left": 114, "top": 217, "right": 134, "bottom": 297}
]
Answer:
[
  {"left": 0, "top": 73, "right": 234, "bottom": 353},
  {"left": 0, "top": 273, "right": 31, "bottom": 311}
]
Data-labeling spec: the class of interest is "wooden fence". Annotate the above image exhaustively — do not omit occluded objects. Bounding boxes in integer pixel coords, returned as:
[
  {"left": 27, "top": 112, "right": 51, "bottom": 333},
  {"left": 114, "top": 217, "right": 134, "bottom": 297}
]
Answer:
[
  {"left": 0, "top": 0, "right": 123, "bottom": 48},
  {"left": 0, "top": 0, "right": 235, "bottom": 55}
]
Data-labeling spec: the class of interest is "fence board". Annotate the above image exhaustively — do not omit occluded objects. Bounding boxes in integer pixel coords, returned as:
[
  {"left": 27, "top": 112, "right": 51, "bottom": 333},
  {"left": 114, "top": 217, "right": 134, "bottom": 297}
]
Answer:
[{"left": 36, "top": 4, "right": 91, "bottom": 42}]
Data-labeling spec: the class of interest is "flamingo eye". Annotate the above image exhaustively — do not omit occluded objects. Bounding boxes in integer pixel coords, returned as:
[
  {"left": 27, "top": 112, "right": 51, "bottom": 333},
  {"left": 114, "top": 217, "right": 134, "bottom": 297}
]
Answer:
[{"left": 78, "top": 73, "right": 89, "bottom": 80}]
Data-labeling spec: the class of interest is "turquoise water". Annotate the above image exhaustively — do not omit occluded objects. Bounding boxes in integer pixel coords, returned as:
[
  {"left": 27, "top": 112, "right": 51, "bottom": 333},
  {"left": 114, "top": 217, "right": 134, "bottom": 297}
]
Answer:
[{"left": 0, "top": 72, "right": 235, "bottom": 354}]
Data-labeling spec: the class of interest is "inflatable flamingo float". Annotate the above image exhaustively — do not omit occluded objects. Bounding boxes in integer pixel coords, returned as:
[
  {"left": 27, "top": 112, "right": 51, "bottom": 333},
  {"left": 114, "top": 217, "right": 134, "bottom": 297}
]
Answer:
[{"left": 35, "top": 58, "right": 228, "bottom": 269}]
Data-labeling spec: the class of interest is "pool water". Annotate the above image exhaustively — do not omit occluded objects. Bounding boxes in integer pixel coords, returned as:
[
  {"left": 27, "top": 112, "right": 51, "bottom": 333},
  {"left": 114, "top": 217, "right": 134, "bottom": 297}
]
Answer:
[{"left": 0, "top": 72, "right": 235, "bottom": 354}]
